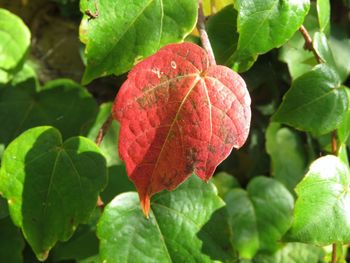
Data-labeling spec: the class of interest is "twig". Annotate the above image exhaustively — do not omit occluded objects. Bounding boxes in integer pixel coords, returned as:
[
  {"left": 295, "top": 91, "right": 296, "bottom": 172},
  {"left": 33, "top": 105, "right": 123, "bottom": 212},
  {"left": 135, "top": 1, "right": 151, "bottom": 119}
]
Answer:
[
  {"left": 300, "top": 26, "right": 338, "bottom": 261},
  {"left": 331, "top": 243, "right": 337, "bottom": 263},
  {"left": 331, "top": 130, "right": 338, "bottom": 155},
  {"left": 298, "top": 25, "right": 323, "bottom": 64},
  {"left": 94, "top": 113, "right": 114, "bottom": 211},
  {"left": 197, "top": 0, "right": 216, "bottom": 66},
  {"left": 95, "top": 114, "right": 114, "bottom": 146},
  {"left": 97, "top": 195, "right": 105, "bottom": 211}
]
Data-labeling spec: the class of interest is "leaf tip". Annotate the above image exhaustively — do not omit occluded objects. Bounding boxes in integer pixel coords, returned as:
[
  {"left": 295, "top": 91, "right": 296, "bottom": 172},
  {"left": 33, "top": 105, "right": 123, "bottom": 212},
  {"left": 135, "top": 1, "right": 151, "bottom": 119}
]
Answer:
[{"left": 140, "top": 193, "right": 151, "bottom": 219}]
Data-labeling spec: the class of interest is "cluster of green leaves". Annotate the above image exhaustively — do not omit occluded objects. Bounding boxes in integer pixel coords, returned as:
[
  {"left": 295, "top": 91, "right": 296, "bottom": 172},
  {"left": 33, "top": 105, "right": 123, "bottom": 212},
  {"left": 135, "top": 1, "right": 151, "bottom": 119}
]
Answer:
[{"left": 1, "top": 0, "right": 350, "bottom": 262}]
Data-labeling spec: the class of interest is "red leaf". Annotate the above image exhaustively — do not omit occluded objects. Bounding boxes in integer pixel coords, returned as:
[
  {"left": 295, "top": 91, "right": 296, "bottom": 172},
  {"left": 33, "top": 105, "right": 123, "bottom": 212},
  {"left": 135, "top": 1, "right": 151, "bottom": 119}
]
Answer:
[{"left": 113, "top": 43, "right": 251, "bottom": 217}]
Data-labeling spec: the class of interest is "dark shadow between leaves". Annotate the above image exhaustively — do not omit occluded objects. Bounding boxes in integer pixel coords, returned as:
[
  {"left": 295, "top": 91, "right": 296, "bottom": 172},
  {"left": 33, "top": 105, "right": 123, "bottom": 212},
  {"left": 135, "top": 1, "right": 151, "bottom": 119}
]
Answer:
[{"left": 197, "top": 206, "right": 237, "bottom": 262}]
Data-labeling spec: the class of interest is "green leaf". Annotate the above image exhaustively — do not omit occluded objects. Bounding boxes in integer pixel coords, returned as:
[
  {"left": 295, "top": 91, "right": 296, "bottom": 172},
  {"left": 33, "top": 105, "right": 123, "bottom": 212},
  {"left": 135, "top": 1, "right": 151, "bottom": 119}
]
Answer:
[
  {"left": 0, "top": 126, "right": 107, "bottom": 260},
  {"left": 0, "top": 196, "right": 8, "bottom": 219},
  {"left": 313, "top": 32, "right": 336, "bottom": 67},
  {"left": 278, "top": 4, "right": 319, "bottom": 79},
  {"left": 207, "top": 5, "right": 239, "bottom": 65},
  {"left": 202, "top": 0, "right": 233, "bottom": 16},
  {"left": 0, "top": 79, "right": 98, "bottom": 146},
  {"left": 0, "top": 8, "right": 30, "bottom": 81},
  {"left": 225, "top": 177, "right": 294, "bottom": 259},
  {"left": 0, "top": 217, "right": 25, "bottom": 263},
  {"left": 52, "top": 209, "right": 101, "bottom": 262},
  {"left": 316, "top": 0, "right": 330, "bottom": 34},
  {"left": 273, "top": 64, "right": 348, "bottom": 135},
  {"left": 100, "top": 165, "right": 135, "bottom": 204},
  {"left": 266, "top": 123, "right": 307, "bottom": 192},
  {"left": 206, "top": 4, "right": 258, "bottom": 72},
  {"left": 80, "top": 0, "right": 197, "bottom": 84},
  {"left": 10, "top": 62, "right": 39, "bottom": 89},
  {"left": 337, "top": 89, "right": 350, "bottom": 144},
  {"left": 313, "top": 32, "right": 350, "bottom": 81},
  {"left": 285, "top": 155, "right": 350, "bottom": 245},
  {"left": 253, "top": 243, "right": 324, "bottom": 263},
  {"left": 211, "top": 171, "right": 240, "bottom": 198},
  {"left": 233, "top": 0, "right": 310, "bottom": 71},
  {"left": 87, "top": 102, "right": 120, "bottom": 166},
  {"left": 329, "top": 28, "right": 350, "bottom": 82},
  {"left": 98, "top": 175, "right": 235, "bottom": 263}
]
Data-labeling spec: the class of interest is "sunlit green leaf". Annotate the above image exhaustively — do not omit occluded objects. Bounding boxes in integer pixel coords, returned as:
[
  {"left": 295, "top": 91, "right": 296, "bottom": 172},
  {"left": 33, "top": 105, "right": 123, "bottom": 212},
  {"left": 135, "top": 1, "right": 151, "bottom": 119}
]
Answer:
[
  {"left": 273, "top": 64, "right": 348, "bottom": 135},
  {"left": 0, "top": 8, "right": 30, "bottom": 82},
  {"left": 0, "top": 126, "right": 107, "bottom": 260},
  {"left": 233, "top": 0, "right": 310, "bottom": 71},
  {"left": 98, "top": 175, "right": 235, "bottom": 263},
  {"left": 0, "top": 79, "right": 98, "bottom": 146},
  {"left": 266, "top": 123, "right": 307, "bottom": 192},
  {"left": 225, "top": 177, "right": 294, "bottom": 259},
  {"left": 80, "top": 0, "right": 197, "bottom": 84},
  {"left": 285, "top": 155, "right": 350, "bottom": 245}
]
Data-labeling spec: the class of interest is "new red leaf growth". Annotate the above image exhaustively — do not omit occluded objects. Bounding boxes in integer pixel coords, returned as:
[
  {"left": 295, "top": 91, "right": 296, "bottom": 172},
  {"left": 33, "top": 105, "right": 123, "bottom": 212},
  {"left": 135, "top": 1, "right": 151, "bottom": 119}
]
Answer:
[{"left": 113, "top": 43, "right": 251, "bottom": 217}]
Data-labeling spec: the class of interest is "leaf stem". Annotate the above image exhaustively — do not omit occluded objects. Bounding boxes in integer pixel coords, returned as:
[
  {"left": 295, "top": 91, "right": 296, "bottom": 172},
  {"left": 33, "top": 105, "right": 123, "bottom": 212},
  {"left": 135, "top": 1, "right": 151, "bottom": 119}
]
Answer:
[
  {"left": 331, "top": 243, "right": 337, "bottom": 263},
  {"left": 197, "top": 0, "right": 216, "bottom": 66},
  {"left": 94, "top": 113, "right": 114, "bottom": 210},
  {"left": 298, "top": 25, "right": 323, "bottom": 64},
  {"left": 95, "top": 113, "right": 114, "bottom": 146},
  {"left": 331, "top": 130, "right": 338, "bottom": 155},
  {"left": 299, "top": 25, "right": 339, "bottom": 262}
]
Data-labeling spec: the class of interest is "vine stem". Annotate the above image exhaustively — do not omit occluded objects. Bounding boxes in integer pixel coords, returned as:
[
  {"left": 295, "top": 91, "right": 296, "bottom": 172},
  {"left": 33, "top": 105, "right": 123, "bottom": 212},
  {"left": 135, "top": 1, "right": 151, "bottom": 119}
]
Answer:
[
  {"left": 95, "top": 113, "right": 114, "bottom": 146},
  {"left": 95, "top": 113, "right": 114, "bottom": 210},
  {"left": 298, "top": 25, "right": 323, "bottom": 64},
  {"left": 331, "top": 243, "right": 337, "bottom": 263},
  {"left": 299, "top": 25, "right": 338, "bottom": 263},
  {"left": 197, "top": 0, "right": 216, "bottom": 66}
]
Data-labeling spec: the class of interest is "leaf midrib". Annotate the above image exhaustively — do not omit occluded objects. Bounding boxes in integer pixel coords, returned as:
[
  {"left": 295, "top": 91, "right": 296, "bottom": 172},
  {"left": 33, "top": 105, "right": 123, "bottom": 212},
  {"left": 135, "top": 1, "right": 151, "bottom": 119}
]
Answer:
[
  {"left": 148, "top": 75, "right": 201, "bottom": 193},
  {"left": 277, "top": 87, "right": 341, "bottom": 117}
]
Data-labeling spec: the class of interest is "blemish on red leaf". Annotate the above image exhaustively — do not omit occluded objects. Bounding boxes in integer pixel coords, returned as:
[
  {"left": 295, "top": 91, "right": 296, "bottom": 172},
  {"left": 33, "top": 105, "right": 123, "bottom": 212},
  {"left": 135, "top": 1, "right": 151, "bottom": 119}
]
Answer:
[{"left": 113, "top": 42, "right": 251, "bottom": 217}]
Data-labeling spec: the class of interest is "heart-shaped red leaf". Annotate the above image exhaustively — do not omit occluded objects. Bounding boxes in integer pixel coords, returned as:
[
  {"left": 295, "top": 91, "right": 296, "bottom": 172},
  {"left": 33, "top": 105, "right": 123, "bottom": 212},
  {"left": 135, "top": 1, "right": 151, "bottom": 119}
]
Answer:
[{"left": 113, "top": 42, "right": 251, "bottom": 217}]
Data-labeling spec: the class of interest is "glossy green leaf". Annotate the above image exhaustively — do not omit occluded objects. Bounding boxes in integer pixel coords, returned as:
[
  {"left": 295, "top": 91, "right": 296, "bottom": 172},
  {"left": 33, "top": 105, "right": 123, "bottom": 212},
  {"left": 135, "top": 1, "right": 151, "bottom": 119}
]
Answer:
[
  {"left": 0, "top": 79, "right": 98, "bottom": 146},
  {"left": 0, "top": 217, "right": 25, "bottom": 263},
  {"left": 207, "top": 5, "right": 239, "bottom": 65},
  {"left": 253, "top": 243, "right": 324, "bottom": 263},
  {"left": 232, "top": 0, "right": 310, "bottom": 71},
  {"left": 211, "top": 171, "right": 240, "bottom": 198},
  {"left": 98, "top": 175, "right": 235, "bottom": 263},
  {"left": 278, "top": 4, "right": 318, "bottom": 79},
  {"left": 207, "top": 4, "right": 257, "bottom": 72},
  {"left": 225, "top": 177, "right": 294, "bottom": 259},
  {"left": 337, "top": 89, "right": 350, "bottom": 144},
  {"left": 0, "top": 8, "right": 30, "bottom": 82},
  {"left": 285, "top": 155, "right": 350, "bottom": 245},
  {"left": 266, "top": 123, "right": 307, "bottom": 192},
  {"left": 273, "top": 64, "right": 348, "bottom": 135},
  {"left": 316, "top": 0, "right": 330, "bottom": 34},
  {"left": 80, "top": 0, "right": 197, "bottom": 84},
  {"left": 87, "top": 102, "right": 120, "bottom": 166},
  {"left": 0, "top": 126, "right": 107, "bottom": 260},
  {"left": 313, "top": 32, "right": 350, "bottom": 82},
  {"left": 313, "top": 32, "right": 336, "bottom": 66}
]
